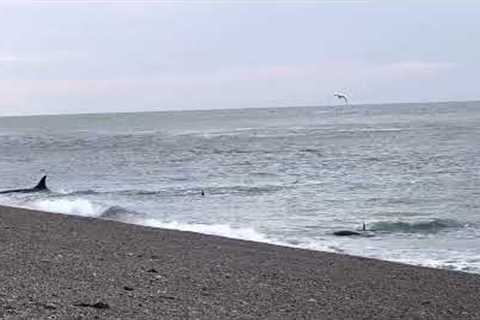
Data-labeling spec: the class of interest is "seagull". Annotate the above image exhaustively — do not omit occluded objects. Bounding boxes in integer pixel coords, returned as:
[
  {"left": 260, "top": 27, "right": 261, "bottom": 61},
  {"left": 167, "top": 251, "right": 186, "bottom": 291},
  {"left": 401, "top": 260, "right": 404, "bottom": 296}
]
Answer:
[{"left": 333, "top": 93, "right": 349, "bottom": 105}]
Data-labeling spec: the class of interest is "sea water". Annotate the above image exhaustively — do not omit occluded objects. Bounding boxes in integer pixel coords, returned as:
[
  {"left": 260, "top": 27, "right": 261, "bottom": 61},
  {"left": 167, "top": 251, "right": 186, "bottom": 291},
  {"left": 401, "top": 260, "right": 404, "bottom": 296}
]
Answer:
[{"left": 0, "top": 101, "right": 479, "bottom": 272}]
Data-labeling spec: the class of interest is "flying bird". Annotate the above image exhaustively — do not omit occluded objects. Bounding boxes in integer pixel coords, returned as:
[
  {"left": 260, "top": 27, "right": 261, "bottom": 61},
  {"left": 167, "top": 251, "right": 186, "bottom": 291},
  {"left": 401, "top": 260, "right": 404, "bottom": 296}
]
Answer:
[{"left": 333, "top": 93, "right": 349, "bottom": 105}]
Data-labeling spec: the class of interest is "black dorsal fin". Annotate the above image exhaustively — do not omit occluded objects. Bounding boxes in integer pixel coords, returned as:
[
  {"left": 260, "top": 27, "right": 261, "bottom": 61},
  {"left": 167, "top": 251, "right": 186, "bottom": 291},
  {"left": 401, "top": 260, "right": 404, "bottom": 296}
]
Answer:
[{"left": 33, "top": 176, "right": 47, "bottom": 190}]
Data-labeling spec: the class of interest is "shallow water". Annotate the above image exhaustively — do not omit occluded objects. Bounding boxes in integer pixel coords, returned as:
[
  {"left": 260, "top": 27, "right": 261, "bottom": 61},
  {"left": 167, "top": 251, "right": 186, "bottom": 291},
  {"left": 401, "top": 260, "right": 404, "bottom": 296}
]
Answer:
[{"left": 0, "top": 101, "right": 479, "bottom": 272}]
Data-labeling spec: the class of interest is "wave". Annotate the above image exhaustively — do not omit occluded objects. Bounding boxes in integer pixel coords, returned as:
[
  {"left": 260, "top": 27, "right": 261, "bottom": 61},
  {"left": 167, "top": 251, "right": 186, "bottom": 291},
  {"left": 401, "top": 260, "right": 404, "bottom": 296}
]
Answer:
[
  {"left": 100, "top": 205, "right": 144, "bottom": 220},
  {"left": 139, "top": 219, "right": 271, "bottom": 243},
  {"left": 26, "top": 198, "right": 142, "bottom": 222},
  {"left": 336, "top": 128, "right": 407, "bottom": 134},
  {"left": 19, "top": 197, "right": 334, "bottom": 251},
  {"left": 19, "top": 197, "right": 335, "bottom": 251},
  {"left": 369, "top": 219, "right": 464, "bottom": 234},
  {"left": 23, "top": 198, "right": 469, "bottom": 237},
  {"left": 21, "top": 197, "right": 275, "bottom": 243},
  {"left": 29, "top": 198, "right": 105, "bottom": 217}
]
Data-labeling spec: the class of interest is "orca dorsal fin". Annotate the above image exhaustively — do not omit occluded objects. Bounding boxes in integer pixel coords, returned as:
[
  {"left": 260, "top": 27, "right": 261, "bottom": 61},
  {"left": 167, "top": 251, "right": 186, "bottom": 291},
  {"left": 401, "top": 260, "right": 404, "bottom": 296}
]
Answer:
[{"left": 33, "top": 175, "right": 48, "bottom": 190}]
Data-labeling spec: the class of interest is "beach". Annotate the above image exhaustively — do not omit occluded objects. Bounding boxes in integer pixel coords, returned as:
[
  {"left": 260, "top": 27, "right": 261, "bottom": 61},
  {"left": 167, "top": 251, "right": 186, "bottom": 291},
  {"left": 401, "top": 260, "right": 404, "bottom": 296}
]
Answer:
[{"left": 0, "top": 205, "right": 479, "bottom": 319}]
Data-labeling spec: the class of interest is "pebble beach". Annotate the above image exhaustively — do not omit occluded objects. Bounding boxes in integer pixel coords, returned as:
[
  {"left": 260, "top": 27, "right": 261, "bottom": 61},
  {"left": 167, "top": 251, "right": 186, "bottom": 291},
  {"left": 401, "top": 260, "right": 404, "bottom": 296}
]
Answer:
[{"left": 1, "top": 205, "right": 480, "bottom": 319}]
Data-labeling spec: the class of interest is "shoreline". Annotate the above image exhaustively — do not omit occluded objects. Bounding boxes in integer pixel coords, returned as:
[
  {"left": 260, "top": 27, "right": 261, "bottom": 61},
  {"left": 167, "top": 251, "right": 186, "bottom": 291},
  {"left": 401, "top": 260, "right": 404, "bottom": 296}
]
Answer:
[{"left": 1, "top": 205, "right": 480, "bottom": 319}]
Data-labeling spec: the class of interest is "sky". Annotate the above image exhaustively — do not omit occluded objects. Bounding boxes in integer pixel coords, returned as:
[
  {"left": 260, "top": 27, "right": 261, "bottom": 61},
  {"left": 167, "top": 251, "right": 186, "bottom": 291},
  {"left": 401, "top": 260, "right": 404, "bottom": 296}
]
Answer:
[{"left": 0, "top": 1, "right": 479, "bottom": 116}]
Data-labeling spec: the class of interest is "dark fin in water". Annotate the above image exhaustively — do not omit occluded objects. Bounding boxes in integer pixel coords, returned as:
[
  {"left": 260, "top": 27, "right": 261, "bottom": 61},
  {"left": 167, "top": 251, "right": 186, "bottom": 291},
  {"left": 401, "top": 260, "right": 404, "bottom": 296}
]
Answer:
[
  {"left": 0, "top": 175, "right": 49, "bottom": 194},
  {"left": 33, "top": 176, "right": 47, "bottom": 190}
]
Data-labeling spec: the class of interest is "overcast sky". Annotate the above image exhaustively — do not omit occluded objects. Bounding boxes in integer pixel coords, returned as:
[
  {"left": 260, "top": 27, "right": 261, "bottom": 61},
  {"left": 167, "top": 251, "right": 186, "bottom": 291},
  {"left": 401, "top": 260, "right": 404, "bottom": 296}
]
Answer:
[{"left": 0, "top": 1, "right": 479, "bottom": 116}]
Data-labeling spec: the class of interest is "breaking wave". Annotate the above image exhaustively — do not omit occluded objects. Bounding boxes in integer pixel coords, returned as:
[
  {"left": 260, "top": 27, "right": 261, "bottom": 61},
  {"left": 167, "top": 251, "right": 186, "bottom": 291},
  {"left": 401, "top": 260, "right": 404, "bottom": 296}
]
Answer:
[
  {"left": 22, "top": 198, "right": 274, "bottom": 244},
  {"left": 139, "top": 219, "right": 272, "bottom": 243},
  {"left": 29, "top": 198, "right": 104, "bottom": 217},
  {"left": 370, "top": 219, "right": 465, "bottom": 234}
]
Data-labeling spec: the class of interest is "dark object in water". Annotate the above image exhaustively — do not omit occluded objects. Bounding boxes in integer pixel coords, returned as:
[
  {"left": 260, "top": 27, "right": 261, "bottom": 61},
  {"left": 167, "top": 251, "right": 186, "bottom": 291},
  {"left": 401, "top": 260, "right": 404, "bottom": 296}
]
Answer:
[
  {"left": 333, "top": 222, "right": 373, "bottom": 237},
  {"left": 0, "top": 176, "right": 49, "bottom": 194},
  {"left": 74, "top": 301, "right": 110, "bottom": 309},
  {"left": 201, "top": 190, "right": 205, "bottom": 196},
  {"left": 333, "top": 230, "right": 363, "bottom": 236}
]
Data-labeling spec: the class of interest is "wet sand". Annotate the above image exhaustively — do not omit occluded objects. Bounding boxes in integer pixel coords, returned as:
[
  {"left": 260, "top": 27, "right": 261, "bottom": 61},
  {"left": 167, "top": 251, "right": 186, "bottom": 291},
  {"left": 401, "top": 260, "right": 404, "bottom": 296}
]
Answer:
[{"left": 0, "top": 205, "right": 479, "bottom": 319}]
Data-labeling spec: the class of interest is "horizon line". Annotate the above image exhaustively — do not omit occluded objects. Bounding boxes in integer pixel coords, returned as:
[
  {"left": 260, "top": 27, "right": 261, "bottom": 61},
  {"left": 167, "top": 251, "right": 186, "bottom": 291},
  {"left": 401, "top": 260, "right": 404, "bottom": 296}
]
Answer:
[{"left": 0, "top": 98, "right": 478, "bottom": 119}]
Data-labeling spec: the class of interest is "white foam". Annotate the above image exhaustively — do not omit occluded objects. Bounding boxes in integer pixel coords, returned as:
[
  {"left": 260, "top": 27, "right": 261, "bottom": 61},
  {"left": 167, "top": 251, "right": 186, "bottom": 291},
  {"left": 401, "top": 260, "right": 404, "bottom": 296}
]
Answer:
[
  {"left": 27, "top": 198, "right": 105, "bottom": 218},
  {"left": 139, "top": 219, "right": 338, "bottom": 253},
  {"left": 139, "top": 218, "right": 271, "bottom": 243},
  {"left": 19, "top": 197, "right": 276, "bottom": 244}
]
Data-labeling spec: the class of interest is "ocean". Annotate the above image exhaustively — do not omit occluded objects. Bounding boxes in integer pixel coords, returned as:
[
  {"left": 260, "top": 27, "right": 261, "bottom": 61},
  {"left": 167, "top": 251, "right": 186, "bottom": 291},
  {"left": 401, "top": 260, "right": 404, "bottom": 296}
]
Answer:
[{"left": 0, "top": 101, "right": 479, "bottom": 273}]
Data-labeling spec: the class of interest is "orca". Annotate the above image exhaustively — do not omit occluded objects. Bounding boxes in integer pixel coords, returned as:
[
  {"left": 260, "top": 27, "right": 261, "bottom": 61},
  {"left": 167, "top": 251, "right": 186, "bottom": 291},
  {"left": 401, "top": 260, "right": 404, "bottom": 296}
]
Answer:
[
  {"left": 0, "top": 176, "right": 49, "bottom": 194},
  {"left": 333, "top": 223, "right": 373, "bottom": 237}
]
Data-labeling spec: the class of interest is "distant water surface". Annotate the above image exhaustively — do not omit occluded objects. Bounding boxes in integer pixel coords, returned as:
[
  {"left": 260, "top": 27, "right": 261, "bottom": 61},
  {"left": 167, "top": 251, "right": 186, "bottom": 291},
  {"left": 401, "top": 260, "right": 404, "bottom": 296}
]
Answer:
[{"left": 0, "top": 101, "right": 479, "bottom": 272}]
